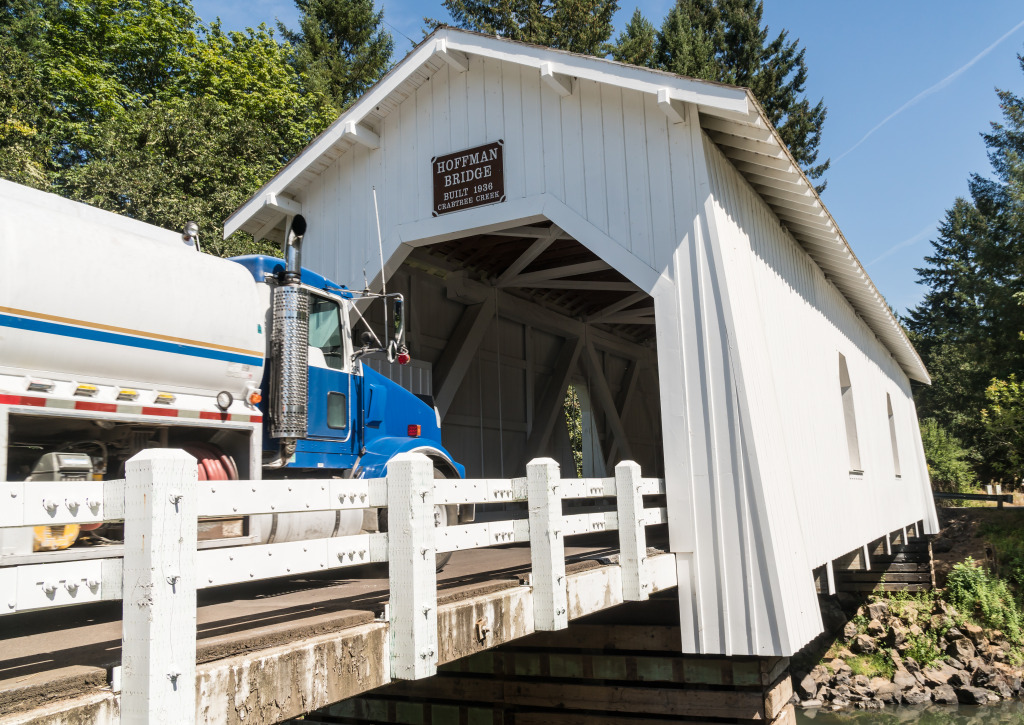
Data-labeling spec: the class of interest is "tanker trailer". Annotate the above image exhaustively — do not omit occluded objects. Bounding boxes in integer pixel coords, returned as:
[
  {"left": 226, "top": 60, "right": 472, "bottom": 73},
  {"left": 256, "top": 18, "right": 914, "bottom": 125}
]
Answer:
[{"left": 0, "top": 179, "right": 465, "bottom": 567}]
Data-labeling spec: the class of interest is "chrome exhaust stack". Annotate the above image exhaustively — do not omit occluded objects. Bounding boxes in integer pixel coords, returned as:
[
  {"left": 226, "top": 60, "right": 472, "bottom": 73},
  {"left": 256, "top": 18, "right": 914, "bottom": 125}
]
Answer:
[{"left": 269, "top": 215, "right": 308, "bottom": 447}]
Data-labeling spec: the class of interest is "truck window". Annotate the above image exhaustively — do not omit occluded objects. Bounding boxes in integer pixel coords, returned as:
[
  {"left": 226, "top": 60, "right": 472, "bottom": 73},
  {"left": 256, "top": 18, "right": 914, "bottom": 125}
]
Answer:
[{"left": 308, "top": 295, "right": 346, "bottom": 371}]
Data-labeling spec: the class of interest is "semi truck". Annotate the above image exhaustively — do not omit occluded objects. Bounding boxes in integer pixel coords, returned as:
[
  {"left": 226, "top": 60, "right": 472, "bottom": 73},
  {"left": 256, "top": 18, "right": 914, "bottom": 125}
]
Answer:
[{"left": 0, "top": 179, "right": 466, "bottom": 566}]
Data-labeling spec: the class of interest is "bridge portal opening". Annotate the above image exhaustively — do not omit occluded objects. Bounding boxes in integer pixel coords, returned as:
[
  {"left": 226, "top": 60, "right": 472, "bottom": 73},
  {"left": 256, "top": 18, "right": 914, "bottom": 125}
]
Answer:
[{"left": 367, "top": 221, "right": 664, "bottom": 480}]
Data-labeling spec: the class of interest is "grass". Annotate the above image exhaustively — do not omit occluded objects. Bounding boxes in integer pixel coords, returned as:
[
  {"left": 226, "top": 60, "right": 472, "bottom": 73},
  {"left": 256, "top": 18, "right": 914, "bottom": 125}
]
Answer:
[{"left": 848, "top": 653, "right": 895, "bottom": 680}]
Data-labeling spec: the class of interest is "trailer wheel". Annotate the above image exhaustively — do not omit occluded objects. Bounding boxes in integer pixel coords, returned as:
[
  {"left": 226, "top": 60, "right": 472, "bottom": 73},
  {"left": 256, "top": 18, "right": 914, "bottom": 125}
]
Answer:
[{"left": 378, "top": 466, "right": 454, "bottom": 572}]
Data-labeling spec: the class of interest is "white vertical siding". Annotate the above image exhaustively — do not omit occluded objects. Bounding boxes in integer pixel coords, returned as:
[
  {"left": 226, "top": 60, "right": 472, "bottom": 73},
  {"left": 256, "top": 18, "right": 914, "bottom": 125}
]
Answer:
[{"left": 702, "top": 135, "right": 936, "bottom": 559}]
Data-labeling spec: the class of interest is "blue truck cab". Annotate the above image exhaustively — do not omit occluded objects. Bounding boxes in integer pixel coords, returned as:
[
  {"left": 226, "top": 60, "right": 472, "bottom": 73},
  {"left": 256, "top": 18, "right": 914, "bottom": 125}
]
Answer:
[{"left": 230, "top": 255, "right": 464, "bottom": 482}]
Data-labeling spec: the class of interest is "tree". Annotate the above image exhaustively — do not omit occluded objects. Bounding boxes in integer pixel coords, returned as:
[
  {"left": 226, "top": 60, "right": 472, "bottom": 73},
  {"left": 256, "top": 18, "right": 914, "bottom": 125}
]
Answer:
[
  {"left": 64, "top": 23, "right": 337, "bottom": 257},
  {"left": 2, "top": 0, "right": 200, "bottom": 171},
  {"left": 610, "top": 8, "right": 657, "bottom": 69},
  {"left": 906, "top": 54, "right": 1024, "bottom": 477},
  {"left": 983, "top": 374, "right": 1024, "bottom": 484},
  {"left": 0, "top": 41, "right": 51, "bottom": 188},
  {"left": 433, "top": 0, "right": 618, "bottom": 56},
  {"left": 646, "top": 0, "right": 829, "bottom": 190},
  {"left": 278, "top": 0, "right": 393, "bottom": 112},
  {"left": 0, "top": 2, "right": 337, "bottom": 257},
  {"left": 919, "top": 418, "right": 979, "bottom": 495}
]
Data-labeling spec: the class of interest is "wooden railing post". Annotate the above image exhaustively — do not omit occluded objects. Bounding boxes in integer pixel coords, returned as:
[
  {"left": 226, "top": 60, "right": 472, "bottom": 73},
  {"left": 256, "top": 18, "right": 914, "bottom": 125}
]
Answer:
[
  {"left": 387, "top": 452, "right": 438, "bottom": 680},
  {"left": 615, "top": 461, "right": 648, "bottom": 601},
  {"left": 527, "top": 458, "right": 567, "bottom": 631},
  {"left": 121, "top": 449, "right": 197, "bottom": 724}
]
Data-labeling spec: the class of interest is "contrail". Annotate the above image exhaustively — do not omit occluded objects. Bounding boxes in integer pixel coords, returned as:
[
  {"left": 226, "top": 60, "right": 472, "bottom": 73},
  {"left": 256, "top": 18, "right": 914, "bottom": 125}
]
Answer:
[
  {"left": 869, "top": 222, "right": 935, "bottom": 266},
  {"left": 837, "top": 18, "right": 1024, "bottom": 162}
]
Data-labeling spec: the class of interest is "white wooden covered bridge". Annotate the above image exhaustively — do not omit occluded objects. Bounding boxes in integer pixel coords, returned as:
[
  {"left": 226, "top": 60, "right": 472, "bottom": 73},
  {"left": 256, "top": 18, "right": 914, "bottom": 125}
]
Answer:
[{"left": 226, "top": 27, "right": 938, "bottom": 660}]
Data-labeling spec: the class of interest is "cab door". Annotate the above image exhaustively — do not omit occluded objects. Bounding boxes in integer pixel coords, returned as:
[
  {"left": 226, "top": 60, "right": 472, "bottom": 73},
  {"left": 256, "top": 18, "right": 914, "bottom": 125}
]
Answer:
[{"left": 305, "top": 292, "right": 356, "bottom": 450}]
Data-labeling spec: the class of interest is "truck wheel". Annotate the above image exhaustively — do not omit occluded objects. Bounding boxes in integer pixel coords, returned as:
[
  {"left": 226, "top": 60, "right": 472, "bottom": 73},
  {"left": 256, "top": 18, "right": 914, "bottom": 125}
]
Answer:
[{"left": 378, "top": 466, "right": 454, "bottom": 572}]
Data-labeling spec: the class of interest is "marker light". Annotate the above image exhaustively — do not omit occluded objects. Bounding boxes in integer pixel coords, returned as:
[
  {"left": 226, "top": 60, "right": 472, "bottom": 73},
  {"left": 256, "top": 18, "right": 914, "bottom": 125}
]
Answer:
[
  {"left": 117, "top": 389, "right": 139, "bottom": 401},
  {"left": 215, "top": 391, "right": 233, "bottom": 411},
  {"left": 74, "top": 384, "right": 99, "bottom": 397},
  {"left": 27, "top": 379, "right": 55, "bottom": 393},
  {"left": 407, "top": 424, "right": 421, "bottom": 437},
  {"left": 154, "top": 393, "right": 176, "bottom": 405},
  {"left": 397, "top": 352, "right": 411, "bottom": 365},
  {"left": 248, "top": 391, "right": 262, "bottom": 405}
]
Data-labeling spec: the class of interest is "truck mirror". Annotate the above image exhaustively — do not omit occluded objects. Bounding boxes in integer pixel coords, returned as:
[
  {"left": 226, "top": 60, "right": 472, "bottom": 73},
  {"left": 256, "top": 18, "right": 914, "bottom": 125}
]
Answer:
[{"left": 393, "top": 297, "right": 405, "bottom": 347}]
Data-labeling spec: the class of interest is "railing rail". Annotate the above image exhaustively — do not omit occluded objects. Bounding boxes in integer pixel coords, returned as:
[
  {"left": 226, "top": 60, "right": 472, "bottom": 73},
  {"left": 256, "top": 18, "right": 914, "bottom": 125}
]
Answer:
[
  {"left": 0, "top": 450, "right": 666, "bottom": 721},
  {"left": 932, "top": 491, "right": 1013, "bottom": 507}
]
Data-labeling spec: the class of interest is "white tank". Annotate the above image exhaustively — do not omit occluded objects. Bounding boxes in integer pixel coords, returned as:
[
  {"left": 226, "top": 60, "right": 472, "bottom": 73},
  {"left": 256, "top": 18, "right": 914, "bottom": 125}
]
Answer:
[{"left": 0, "top": 181, "right": 265, "bottom": 396}]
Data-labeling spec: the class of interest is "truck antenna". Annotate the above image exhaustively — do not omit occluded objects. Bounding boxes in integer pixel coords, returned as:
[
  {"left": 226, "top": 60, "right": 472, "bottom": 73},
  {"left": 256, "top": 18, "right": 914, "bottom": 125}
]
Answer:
[{"left": 373, "top": 186, "right": 386, "bottom": 297}]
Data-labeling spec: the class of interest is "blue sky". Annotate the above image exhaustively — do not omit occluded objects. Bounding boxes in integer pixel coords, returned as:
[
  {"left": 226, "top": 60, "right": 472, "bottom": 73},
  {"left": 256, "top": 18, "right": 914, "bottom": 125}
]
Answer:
[{"left": 192, "top": 0, "right": 1024, "bottom": 315}]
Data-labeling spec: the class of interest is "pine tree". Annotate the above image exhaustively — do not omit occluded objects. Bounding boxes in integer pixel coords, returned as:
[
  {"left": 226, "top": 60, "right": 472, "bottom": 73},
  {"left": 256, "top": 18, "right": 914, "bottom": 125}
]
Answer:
[
  {"left": 279, "top": 0, "right": 393, "bottom": 112},
  {"left": 906, "top": 54, "right": 1024, "bottom": 480},
  {"left": 647, "top": 0, "right": 829, "bottom": 191},
  {"left": 434, "top": 0, "right": 618, "bottom": 56},
  {"left": 610, "top": 8, "right": 656, "bottom": 68},
  {"left": 653, "top": 2, "right": 715, "bottom": 80}
]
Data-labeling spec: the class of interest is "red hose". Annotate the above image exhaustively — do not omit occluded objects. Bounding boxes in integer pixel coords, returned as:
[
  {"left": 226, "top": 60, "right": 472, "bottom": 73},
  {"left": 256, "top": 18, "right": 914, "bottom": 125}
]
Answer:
[{"left": 183, "top": 442, "right": 238, "bottom": 481}]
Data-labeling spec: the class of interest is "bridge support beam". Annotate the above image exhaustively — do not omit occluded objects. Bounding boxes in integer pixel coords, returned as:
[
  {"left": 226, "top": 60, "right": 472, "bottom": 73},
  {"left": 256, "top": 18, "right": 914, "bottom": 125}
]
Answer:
[
  {"left": 832, "top": 523, "right": 934, "bottom": 594},
  {"left": 322, "top": 600, "right": 795, "bottom": 725}
]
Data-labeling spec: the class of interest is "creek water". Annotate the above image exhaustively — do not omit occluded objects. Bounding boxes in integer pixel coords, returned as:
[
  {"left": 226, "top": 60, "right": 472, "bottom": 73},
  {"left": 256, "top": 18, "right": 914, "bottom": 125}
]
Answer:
[{"left": 795, "top": 701, "right": 1024, "bottom": 724}]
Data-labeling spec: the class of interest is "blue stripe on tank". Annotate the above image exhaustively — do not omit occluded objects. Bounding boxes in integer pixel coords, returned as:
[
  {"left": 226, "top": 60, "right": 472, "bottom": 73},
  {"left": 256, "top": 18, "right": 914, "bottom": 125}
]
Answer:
[{"left": 0, "top": 313, "right": 263, "bottom": 367}]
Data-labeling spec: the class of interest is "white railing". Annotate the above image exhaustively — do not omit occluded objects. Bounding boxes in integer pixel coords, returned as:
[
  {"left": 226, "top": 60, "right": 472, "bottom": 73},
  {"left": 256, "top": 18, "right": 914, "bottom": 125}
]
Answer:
[{"left": 0, "top": 449, "right": 666, "bottom": 721}]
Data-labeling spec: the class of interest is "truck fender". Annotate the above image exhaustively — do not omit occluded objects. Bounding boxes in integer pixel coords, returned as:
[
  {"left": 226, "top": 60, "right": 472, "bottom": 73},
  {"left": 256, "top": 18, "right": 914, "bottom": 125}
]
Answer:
[{"left": 355, "top": 438, "right": 474, "bottom": 524}]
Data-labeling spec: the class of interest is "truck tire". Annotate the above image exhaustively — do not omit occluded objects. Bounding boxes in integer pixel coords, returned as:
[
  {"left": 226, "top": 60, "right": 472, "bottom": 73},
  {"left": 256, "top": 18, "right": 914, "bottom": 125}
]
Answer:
[{"left": 377, "top": 466, "right": 455, "bottom": 572}]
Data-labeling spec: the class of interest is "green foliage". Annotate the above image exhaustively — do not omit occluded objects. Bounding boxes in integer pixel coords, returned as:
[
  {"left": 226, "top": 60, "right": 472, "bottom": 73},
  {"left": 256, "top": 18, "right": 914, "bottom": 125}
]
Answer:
[
  {"left": 919, "top": 418, "right": 979, "bottom": 497},
  {"left": 904, "top": 629, "right": 946, "bottom": 668},
  {"left": 5, "top": 0, "right": 201, "bottom": 170},
  {"left": 982, "top": 374, "right": 1024, "bottom": 481},
  {"left": 0, "top": 1, "right": 342, "bottom": 257},
  {"left": 906, "top": 55, "right": 1024, "bottom": 482},
  {"left": 610, "top": 8, "right": 656, "bottom": 68},
  {"left": 564, "top": 385, "right": 582, "bottom": 477},
  {"left": 654, "top": 1, "right": 715, "bottom": 80},
  {"left": 847, "top": 652, "right": 894, "bottom": 680},
  {"left": 433, "top": 0, "right": 619, "bottom": 56},
  {"left": 0, "top": 40, "right": 50, "bottom": 188},
  {"left": 978, "top": 517, "right": 1024, "bottom": 592},
  {"left": 279, "top": 0, "right": 393, "bottom": 112},
  {"left": 945, "top": 558, "right": 1024, "bottom": 644}
]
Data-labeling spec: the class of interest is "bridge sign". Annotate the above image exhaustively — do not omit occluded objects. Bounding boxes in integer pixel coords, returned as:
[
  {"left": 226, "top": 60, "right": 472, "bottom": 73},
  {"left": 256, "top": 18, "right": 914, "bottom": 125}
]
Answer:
[{"left": 432, "top": 140, "right": 506, "bottom": 216}]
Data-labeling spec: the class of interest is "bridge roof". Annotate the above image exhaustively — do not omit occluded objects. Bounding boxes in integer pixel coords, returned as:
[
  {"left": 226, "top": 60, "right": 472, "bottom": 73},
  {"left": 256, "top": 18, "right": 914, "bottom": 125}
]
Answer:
[{"left": 225, "top": 26, "right": 928, "bottom": 385}]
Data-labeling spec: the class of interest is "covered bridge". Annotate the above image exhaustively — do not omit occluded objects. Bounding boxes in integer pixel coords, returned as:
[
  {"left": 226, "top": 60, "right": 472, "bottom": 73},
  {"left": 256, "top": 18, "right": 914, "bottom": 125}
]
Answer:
[{"left": 226, "top": 27, "right": 939, "bottom": 659}]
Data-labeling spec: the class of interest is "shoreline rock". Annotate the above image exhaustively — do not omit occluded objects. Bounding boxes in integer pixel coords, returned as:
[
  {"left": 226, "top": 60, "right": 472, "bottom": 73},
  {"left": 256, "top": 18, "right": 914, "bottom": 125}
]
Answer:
[{"left": 792, "top": 593, "right": 1024, "bottom": 712}]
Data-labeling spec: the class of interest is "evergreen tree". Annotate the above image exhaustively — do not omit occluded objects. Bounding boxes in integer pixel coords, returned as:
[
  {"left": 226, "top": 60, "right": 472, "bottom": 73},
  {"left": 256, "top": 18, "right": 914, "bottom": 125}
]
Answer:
[
  {"left": 610, "top": 8, "right": 657, "bottom": 69},
  {"left": 906, "top": 54, "right": 1024, "bottom": 482},
  {"left": 652, "top": 2, "right": 714, "bottom": 80},
  {"left": 434, "top": 0, "right": 618, "bottom": 56},
  {"left": 647, "top": 0, "right": 829, "bottom": 190},
  {"left": 279, "top": 0, "right": 393, "bottom": 112}
]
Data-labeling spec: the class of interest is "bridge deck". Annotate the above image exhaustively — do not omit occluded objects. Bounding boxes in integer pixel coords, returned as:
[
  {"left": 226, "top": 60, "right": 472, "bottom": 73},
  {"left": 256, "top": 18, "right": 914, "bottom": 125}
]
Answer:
[{"left": 0, "top": 534, "right": 676, "bottom": 724}]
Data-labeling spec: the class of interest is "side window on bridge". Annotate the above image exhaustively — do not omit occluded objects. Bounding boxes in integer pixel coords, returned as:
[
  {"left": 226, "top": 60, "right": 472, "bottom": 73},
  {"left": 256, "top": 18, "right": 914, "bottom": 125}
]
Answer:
[
  {"left": 838, "top": 354, "right": 862, "bottom": 475},
  {"left": 887, "top": 393, "right": 901, "bottom": 478}
]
